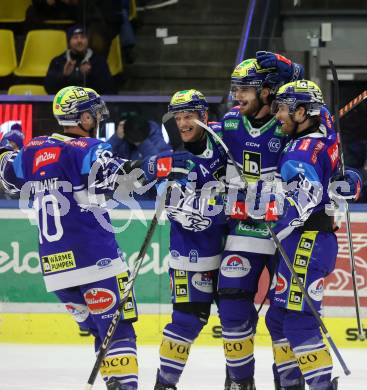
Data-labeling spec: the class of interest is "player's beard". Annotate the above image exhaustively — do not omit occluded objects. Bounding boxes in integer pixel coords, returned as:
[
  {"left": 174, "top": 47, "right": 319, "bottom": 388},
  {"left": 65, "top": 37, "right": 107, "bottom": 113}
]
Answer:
[
  {"left": 239, "top": 97, "right": 261, "bottom": 117},
  {"left": 280, "top": 117, "right": 297, "bottom": 135}
]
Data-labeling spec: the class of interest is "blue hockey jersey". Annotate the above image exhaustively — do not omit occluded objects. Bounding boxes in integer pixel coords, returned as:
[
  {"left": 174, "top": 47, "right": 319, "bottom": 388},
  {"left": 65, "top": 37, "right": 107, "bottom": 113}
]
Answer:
[
  {"left": 274, "top": 126, "right": 339, "bottom": 240},
  {"left": 166, "top": 122, "right": 228, "bottom": 271},
  {"left": 221, "top": 105, "right": 336, "bottom": 255},
  {"left": 0, "top": 134, "right": 131, "bottom": 292},
  {"left": 221, "top": 106, "right": 287, "bottom": 255}
]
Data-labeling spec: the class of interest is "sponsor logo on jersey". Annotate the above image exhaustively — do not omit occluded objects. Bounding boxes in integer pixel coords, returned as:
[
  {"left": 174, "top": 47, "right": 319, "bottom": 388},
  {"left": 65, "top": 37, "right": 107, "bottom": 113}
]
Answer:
[
  {"left": 26, "top": 139, "right": 46, "bottom": 149},
  {"left": 84, "top": 288, "right": 116, "bottom": 314},
  {"left": 308, "top": 278, "right": 324, "bottom": 301},
  {"left": 275, "top": 273, "right": 288, "bottom": 294},
  {"left": 245, "top": 141, "right": 260, "bottom": 148},
  {"left": 294, "top": 253, "right": 310, "bottom": 268},
  {"left": 298, "top": 139, "right": 311, "bottom": 151},
  {"left": 192, "top": 272, "right": 213, "bottom": 293},
  {"left": 268, "top": 138, "right": 281, "bottom": 153},
  {"left": 221, "top": 255, "right": 251, "bottom": 278},
  {"left": 327, "top": 141, "right": 339, "bottom": 170},
  {"left": 224, "top": 119, "right": 240, "bottom": 130},
  {"left": 65, "top": 303, "right": 89, "bottom": 322},
  {"left": 242, "top": 151, "right": 261, "bottom": 182},
  {"left": 311, "top": 140, "right": 325, "bottom": 164},
  {"left": 236, "top": 221, "right": 269, "bottom": 238},
  {"left": 175, "top": 270, "right": 187, "bottom": 278},
  {"left": 288, "top": 290, "right": 303, "bottom": 306},
  {"left": 41, "top": 250, "right": 76, "bottom": 274},
  {"left": 66, "top": 139, "right": 88, "bottom": 148},
  {"left": 32, "top": 147, "right": 61, "bottom": 173},
  {"left": 189, "top": 249, "right": 198, "bottom": 263},
  {"left": 96, "top": 258, "right": 112, "bottom": 268}
]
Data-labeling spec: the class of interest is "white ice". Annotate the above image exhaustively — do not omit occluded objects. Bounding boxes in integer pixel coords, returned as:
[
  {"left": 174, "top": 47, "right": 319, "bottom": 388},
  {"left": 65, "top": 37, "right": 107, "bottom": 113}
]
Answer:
[{"left": 0, "top": 344, "right": 364, "bottom": 389}]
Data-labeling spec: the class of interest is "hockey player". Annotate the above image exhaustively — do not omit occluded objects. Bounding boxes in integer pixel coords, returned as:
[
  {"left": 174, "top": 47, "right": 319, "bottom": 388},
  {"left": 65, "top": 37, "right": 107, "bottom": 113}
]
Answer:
[
  {"left": 218, "top": 53, "right": 305, "bottom": 390},
  {"left": 0, "top": 86, "right": 189, "bottom": 390},
  {"left": 153, "top": 89, "right": 228, "bottom": 389},
  {"left": 265, "top": 80, "right": 340, "bottom": 390}
]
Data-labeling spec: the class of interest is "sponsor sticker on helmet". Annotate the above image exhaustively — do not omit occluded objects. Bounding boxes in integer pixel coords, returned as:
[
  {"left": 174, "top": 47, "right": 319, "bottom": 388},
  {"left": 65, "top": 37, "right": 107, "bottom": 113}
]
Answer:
[
  {"left": 84, "top": 288, "right": 116, "bottom": 314},
  {"left": 221, "top": 255, "right": 251, "bottom": 278},
  {"left": 65, "top": 303, "right": 89, "bottom": 322},
  {"left": 307, "top": 278, "right": 324, "bottom": 301},
  {"left": 192, "top": 272, "right": 213, "bottom": 293}
]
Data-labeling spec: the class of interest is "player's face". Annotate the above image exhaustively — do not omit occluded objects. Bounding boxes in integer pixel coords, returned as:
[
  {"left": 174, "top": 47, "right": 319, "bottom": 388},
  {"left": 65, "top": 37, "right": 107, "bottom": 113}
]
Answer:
[
  {"left": 174, "top": 111, "right": 205, "bottom": 143},
  {"left": 80, "top": 111, "right": 97, "bottom": 135},
  {"left": 233, "top": 86, "right": 261, "bottom": 116},
  {"left": 275, "top": 104, "right": 296, "bottom": 134}
]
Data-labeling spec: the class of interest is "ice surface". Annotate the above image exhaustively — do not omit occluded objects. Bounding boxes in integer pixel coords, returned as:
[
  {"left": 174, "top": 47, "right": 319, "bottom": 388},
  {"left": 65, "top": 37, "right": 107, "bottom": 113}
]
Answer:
[{"left": 0, "top": 344, "right": 364, "bottom": 389}]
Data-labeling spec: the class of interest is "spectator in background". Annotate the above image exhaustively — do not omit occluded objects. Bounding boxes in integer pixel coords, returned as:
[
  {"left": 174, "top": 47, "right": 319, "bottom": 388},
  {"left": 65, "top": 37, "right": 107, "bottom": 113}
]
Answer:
[
  {"left": 26, "top": 0, "right": 81, "bottom": 28},
  {"left": 45, "top": 24, "right": 115, "bottom": 95},
  {"left": 108, "top": 116, "right": 170, "bottom": 160},
  {"left": 120, "top": 0, "right": 136, "bottom": 64}
]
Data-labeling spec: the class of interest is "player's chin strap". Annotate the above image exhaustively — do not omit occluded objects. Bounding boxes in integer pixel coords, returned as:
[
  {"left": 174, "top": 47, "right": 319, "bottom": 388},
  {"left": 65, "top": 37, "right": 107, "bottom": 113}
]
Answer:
[
  {"left": 193, "top": 117, "right": 352, "bottom": 377},
  {"left": 78, "top": 114, "right": 99, "bottom": 137}
]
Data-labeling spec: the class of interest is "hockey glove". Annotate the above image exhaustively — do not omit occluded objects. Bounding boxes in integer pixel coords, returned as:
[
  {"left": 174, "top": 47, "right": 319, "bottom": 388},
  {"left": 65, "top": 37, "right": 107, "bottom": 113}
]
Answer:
[
  {"left": 0, "top": 139, "right": 16, "bottom": 158},
  {"left": 256, "top": 51, "right": 304, "bottom": 83},
  {"left": 329, "top": 168, "right": 362, "bottom": 201},
  {"left": 245, "top": 190, "right": 285, "bottom": 222},
  {"left": 141, "top": 151, "right": 193, "bottom": 182}
]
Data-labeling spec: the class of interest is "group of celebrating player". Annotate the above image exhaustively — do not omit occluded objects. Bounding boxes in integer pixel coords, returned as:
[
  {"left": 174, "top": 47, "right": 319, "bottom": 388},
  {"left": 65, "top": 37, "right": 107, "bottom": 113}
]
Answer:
[{"left": 0, "top": 50, "right": 361, "bottom": 390}]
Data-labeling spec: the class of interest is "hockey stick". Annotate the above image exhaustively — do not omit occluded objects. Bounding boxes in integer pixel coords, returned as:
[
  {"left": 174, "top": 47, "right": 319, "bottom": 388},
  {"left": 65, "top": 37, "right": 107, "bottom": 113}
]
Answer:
[
  {"left": 84, "top": 185, "right": 171, "bottom": 389},
  {"left": 335, "top": 90, "right": 367, "bottom": 120},
  {"left": 329, "top": 60, "right": 365, "bottom": 341},
  {"left": 194, "top": 118, "right": 352, "bottom": 376}
]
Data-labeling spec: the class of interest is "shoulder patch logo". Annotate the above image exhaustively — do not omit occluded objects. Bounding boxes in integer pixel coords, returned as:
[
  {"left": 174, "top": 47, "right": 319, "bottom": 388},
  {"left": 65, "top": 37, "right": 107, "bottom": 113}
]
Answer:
[
  {"left": 311, "top": 140, "right": 325, "bottom": 164},
  {"left": 224, "top": 119, "right": 240, "bottom": 131},
  {"left": 298, "top": 139, "right": 311, "bottom": 151},
  {"left": 327, "top": 142, "right": 339, "bottom": 170},
  {"left": 268, "top": 138, "right": 281, "bottom": 153}
]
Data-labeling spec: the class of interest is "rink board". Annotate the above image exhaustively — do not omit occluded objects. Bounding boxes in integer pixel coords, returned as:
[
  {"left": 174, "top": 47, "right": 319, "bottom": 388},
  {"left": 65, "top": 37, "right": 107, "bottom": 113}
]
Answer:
[
  {"left": 0, "top": 312, "right": 366, "bottom": 348},
  {"left": 0, "top": 208, "right": 367, "bottom": 347}
]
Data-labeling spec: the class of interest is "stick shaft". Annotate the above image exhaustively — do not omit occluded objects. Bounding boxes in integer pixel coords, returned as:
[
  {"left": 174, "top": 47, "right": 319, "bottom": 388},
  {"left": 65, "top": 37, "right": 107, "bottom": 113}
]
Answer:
[{"left": 84, "top": 186, "right": 170, "bottom": 388}]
